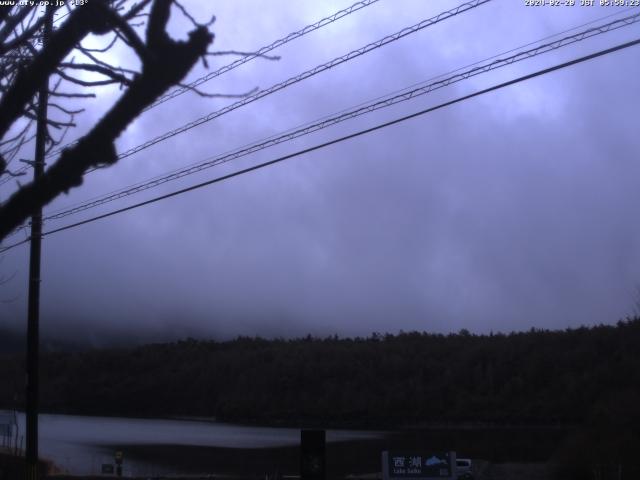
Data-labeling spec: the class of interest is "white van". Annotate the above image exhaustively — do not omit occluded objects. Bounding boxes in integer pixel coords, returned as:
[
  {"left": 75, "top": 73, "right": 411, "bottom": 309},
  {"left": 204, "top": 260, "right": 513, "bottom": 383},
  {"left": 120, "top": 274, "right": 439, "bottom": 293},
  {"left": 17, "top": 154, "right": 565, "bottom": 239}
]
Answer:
[{"left": 456, "top": 458, "right": 473, "bottom": 479}]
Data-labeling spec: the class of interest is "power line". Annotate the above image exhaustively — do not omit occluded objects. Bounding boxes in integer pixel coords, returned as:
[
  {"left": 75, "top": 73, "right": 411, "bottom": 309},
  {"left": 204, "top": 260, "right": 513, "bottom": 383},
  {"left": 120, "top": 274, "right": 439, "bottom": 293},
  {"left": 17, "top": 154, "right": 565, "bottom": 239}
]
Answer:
[
  {"left": 40, "top": 0, "right": 382, "bottom": 162},
  {"left": 3, "top": 36, "right": 639, "bottom": 254},
  {"left": 2, "top": 0, "right": 490, "bottom": 235},
  {"left": 1, "top": 5, "right": 635, "bottom": 191},
  {"left": 84, "top": 0, "right": 492, "bottom": 168},
  {"left": 38, "top": 11, "right": 640, "bottom": 224},
  {"left": 147, "top": 0, "right": 382, "bottom": 110}
]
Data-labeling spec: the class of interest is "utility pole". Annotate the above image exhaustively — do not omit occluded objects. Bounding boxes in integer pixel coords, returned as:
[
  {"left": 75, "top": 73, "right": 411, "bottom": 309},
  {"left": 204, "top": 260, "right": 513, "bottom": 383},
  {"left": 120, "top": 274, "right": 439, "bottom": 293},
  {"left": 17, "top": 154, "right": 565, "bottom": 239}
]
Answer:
[{"left": 26, "top": 7, "right": 53, "bottom": 480}]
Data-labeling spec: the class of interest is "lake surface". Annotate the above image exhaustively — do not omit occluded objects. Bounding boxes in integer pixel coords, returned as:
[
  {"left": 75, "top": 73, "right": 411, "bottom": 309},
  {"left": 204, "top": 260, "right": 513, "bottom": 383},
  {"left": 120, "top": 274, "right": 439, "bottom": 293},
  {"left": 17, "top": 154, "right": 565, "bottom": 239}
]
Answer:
[{"left": 2, "top": 411, "right": 384, "bottom": 476}]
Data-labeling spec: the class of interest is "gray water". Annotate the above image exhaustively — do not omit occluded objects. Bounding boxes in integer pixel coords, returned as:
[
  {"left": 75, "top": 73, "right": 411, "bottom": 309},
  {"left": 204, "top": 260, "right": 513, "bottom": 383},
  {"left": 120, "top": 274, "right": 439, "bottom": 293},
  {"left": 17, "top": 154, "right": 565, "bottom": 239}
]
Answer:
[{"left": 2, "top": 410, "right": 382, "bottom": 475}]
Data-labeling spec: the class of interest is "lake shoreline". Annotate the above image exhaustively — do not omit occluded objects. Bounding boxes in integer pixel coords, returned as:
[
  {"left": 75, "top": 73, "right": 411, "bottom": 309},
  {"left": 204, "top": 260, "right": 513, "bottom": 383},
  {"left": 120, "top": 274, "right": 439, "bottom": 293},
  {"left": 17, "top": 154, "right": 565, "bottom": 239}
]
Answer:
[{"left": 1, "top": 410, "right": 578, "bottom": 477}]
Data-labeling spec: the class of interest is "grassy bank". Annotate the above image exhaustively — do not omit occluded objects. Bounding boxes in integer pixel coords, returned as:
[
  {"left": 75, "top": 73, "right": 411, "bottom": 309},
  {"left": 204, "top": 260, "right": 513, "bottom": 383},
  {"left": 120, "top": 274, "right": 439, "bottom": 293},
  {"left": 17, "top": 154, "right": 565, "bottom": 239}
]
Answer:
[{"left": 0, "top": 452, "right": 51, "bottom": 479}]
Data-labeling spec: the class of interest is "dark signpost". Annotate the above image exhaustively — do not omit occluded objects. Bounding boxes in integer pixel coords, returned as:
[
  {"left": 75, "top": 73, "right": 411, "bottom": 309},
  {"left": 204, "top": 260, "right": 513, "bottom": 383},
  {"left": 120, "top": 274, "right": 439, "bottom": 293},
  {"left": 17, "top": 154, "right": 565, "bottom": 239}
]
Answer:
[
  {"left": 382, "top": 451, "right": 456, "bottom": 480},
  {"left": 301, "top": 429, "right": 326, "bottom": 480},
  {"left": 115, "top": 451, "right": 123, "bottom": 477}
]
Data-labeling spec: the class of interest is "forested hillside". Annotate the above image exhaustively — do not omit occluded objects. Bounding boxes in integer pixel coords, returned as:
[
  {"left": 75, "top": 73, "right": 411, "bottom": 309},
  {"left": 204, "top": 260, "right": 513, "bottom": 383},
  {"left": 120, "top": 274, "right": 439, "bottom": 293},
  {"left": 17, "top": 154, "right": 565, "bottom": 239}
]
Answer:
[{"left": 1, "top": 319, "right": 639, "bottom": 428}]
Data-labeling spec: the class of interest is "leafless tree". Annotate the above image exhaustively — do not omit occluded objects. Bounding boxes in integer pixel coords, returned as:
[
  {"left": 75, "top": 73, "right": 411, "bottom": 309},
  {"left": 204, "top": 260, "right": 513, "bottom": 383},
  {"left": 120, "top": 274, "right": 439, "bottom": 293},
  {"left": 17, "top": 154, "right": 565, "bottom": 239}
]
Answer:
[{"left": 0, "top": 0, "right": 217, "bottom": 242}]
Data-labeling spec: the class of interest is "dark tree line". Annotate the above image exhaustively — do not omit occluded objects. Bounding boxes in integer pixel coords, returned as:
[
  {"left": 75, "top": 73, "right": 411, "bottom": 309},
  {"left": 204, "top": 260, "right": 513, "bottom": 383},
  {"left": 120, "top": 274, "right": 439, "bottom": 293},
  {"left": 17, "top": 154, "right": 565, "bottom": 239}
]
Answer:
[{"left": 1, "top": 319, "right": 639, "bottom": 430}]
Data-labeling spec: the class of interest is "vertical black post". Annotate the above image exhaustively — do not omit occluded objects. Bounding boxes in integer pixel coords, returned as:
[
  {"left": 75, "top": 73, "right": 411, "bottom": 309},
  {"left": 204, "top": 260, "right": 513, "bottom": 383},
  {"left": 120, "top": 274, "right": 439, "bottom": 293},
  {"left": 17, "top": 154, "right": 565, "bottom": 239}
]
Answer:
[
  {"left": 300, "top": 429, "right": 326, "bottom": 480},
  {"left": 26, "top": 7, "right": 52, "bottom": 480}
]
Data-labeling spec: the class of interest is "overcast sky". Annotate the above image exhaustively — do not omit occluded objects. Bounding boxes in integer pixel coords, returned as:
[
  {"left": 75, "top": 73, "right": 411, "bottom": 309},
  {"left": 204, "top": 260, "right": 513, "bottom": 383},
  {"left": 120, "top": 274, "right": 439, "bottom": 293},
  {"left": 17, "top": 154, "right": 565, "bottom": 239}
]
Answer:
[{"left": 1, "top": 0, "right": 640, "bottom": 346}]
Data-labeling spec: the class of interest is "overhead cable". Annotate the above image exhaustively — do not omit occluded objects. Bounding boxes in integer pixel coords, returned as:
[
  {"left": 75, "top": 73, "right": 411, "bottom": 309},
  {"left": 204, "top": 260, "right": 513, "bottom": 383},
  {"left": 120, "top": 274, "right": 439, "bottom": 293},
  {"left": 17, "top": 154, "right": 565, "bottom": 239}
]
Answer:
[
  {"left": 3, "top": 36, "right": 639, "bottom": 253},
  {"left": 41, "top": 0, "right": 381, "bottom": 161},
  {"left": 40, "top": 11, "right": 640, "bottom": 223},
  {"left": 82, "top": 0, "right": 492, "bottom": 168},
  {"left": 148, "top": 0, "right": 382, "bottom": 110},
  {"left": 0, "top": 4, "right": 634, "bottom": 190}
]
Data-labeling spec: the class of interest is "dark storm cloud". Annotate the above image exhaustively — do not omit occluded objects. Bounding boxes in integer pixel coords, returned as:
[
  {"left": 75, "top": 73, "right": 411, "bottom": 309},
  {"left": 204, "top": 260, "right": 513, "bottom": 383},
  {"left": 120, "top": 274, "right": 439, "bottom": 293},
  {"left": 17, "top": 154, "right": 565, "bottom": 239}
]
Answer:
[{"left": 2, "top": 0, "right": 639, "bottom": 346}]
